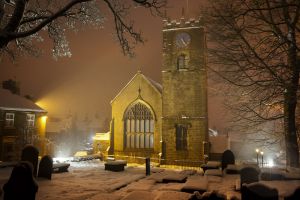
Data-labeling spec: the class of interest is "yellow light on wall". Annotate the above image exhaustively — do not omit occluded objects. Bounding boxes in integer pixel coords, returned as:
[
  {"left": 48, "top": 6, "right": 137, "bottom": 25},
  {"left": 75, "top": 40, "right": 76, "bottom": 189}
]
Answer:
[
  {"left": 41, "top": 116, "right": 48, "bottom": 124},
  {"left": 37, "top": 115, "right": 48, "bottom": 156}
]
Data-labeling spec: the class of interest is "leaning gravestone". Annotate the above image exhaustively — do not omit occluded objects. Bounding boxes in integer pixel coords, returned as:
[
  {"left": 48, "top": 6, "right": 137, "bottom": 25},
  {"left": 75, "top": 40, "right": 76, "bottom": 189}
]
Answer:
[
  {"left": 221, "top": 150, "right": 235, "bottom": 170},
  {"left": 38, "top": 155, "right": 53, "bottom": 180},
  {"left": 21, "top": 145, "right": 39, "bottom": 177},
  {"left": 240, "top": 167, "right": 260, "bottom": 189}
]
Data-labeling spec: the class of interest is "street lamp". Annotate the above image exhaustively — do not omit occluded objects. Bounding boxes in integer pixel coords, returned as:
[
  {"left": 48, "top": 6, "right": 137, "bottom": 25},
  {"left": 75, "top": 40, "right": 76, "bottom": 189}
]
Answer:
[
  {"left": 260, "top": 151, "right": 264, "bottom": 167},
  {"left": 256, "top": 149, "right": 259, "bottom": 165}
]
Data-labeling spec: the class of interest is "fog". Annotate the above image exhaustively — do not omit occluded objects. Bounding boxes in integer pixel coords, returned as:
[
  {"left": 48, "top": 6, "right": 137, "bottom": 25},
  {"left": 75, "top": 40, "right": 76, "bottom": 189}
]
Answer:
[{"left": 0, "top": 0, "right": 233, "bottom": 157}]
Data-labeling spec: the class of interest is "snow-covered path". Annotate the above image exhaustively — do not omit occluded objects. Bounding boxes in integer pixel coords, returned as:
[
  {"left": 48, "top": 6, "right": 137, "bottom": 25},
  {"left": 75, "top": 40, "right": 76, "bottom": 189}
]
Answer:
[
  {"left": 38, "top": 161, "right": 147, "bottom": 200},
  {"left": 1, "top": 160, "right": 237, "bottom": 200}
]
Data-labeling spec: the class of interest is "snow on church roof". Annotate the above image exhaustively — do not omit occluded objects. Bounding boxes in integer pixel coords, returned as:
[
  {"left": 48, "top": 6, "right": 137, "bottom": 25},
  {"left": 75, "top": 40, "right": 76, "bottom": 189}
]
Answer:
[
  {"left": 110, "top": 71, "right": 162, "bottom": 104},
  {"left": 0, "top": 88, "right": 46, "bottom": 112},
  {"left": 145, "top": 76, "right": 162, "bottom": 93}
]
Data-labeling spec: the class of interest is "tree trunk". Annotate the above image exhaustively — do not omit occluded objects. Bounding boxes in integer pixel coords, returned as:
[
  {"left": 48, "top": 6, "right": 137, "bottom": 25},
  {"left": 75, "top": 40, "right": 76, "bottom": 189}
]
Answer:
[
  {"left": 284, "top": 46, "right": 299, "bottom": 167},
  {"left": 284, "top": 93, "right": 299, "bottom": 167}
]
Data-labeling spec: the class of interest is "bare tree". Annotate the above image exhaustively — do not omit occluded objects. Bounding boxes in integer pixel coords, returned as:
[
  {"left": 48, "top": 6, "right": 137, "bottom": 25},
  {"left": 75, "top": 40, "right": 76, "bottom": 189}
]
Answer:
[
  {"left": 0, "top": 0, "right": 166, "bottom": 59},
  {"left": 203, "top": 0, "right": 300, "bottom": 167}
]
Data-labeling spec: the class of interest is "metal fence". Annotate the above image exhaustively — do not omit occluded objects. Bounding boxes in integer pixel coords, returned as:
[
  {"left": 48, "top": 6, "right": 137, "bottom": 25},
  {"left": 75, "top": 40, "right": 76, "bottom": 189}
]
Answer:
[{"left": 108, "top": 154, "right": 204, "bottom": 170}]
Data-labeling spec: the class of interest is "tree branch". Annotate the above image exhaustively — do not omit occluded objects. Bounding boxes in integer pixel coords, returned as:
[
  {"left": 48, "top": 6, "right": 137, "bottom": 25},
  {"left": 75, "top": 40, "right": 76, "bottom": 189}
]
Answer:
[{"left": 8, "top": 0, "right": 92, "bottom": 39}]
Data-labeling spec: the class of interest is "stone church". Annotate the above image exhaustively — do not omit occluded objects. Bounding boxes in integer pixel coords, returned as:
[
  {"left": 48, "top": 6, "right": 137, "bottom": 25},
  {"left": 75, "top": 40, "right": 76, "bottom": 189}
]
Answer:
[{"left": 109, "top": 18, "right": 208, "bottom": 165}]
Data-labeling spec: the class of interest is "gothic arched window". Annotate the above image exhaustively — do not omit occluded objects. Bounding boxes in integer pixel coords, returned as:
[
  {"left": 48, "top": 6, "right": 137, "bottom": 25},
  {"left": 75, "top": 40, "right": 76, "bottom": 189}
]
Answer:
[{"left": 124, "top": 103, "right": 154, "bottom": 149}]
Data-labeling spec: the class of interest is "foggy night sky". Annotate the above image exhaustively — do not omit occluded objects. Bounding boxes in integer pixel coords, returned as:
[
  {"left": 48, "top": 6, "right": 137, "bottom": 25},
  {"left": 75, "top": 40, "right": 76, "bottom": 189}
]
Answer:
[{"left": 0, "top": 0, "right": 228, "bottom": 132}]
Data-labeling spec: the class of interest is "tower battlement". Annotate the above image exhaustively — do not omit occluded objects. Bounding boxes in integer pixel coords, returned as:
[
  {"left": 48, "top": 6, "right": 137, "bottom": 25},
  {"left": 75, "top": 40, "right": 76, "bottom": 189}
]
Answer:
[{"left": 163, "top": 17, "right": 204, "bottom": 30}]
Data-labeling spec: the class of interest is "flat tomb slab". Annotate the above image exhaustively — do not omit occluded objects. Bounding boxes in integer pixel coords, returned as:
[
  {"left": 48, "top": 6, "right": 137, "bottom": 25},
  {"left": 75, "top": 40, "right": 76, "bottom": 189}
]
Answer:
[
  {"left": 52, "top": 163, "right": 70, "bottom": 173},
  {"left": 204, "top": 169, "right": 223, "bottom": 177},
  {"left": 105, "top": 160, "right": 127, "bottom": 172},
  {"left": 181, "top": 175, "right": 208, "bottom": 194}
]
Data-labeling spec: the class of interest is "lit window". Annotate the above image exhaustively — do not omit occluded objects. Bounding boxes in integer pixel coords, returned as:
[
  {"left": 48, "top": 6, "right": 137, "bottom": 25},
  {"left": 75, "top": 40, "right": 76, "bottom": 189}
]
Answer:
[
  {"left": 140, "top": 119, "right": 144, "bottom": 132},
  {"left": 127, "top": 134, "right": 131, "bottom": 148},
  {"left": 145, "top": 119, "right": 149, "bottom": 132},
  {"left": 150, "top": 120, "right": 154, "bottom": 132},
  {"left": 126, "top": 119, "right": 130, "bottom": 132},
  {"left": 136, "top": 120, "right": 140, "bottom": 132},
  {"left": 175, "top": 124, "right": 188, "bottom": 151},
  {"left": 26, "top": 114, "right": 35, "bottom": 127},
  {"left": 130, "top": 135, "right": 135, "bottom": 148},
  {"left": 124, "top": 103, "right": 154, "bottom": 149},
  {"left": 5, "top": 113, "right": 14, "bottom": 127},
  {"left": 140, "top": 135, "right": 144, "bottom": 148},
  {"left": 131, "top": 120, "right": 135, "bottom": 132},
  {"left": 135, "top": 134, "right": 140, "bottom": 148},
  {"left": 150, "top": 134, "right": 154, "bottom": 148},
  {"left": 145, "top": 134, "right": 150, "bottom": 148}
]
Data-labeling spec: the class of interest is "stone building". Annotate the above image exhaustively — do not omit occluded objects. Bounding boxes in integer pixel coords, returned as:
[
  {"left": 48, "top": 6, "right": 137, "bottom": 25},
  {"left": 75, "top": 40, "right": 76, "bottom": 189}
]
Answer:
[
  {"left": 110, "top": 18, "right": 208, "bottom": 165},
  {"left": 0, "top": 88, "right": 47, "bottom": 161}
]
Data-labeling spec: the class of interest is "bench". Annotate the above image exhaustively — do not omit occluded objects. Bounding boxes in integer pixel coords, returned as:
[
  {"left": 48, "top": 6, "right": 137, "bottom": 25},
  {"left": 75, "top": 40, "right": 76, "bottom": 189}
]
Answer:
[
  {"left": 52, "top": 163, "right": 70, "bottom": 173},
  {"left": 105, "top": 160, "right": 127, "bottom": 172}
]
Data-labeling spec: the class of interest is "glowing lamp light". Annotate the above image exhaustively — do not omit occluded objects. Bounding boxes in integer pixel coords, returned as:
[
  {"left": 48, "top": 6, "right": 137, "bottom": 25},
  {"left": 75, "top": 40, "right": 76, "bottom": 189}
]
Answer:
[
  {"left": 260, "top": 151, "right": 264, "bottom": 155},
  {"left": 268, "top": 158, "right": 274, "bottom": 167},
  {"left": 256, "top": 149, "right": 259, "bottom": 153}
]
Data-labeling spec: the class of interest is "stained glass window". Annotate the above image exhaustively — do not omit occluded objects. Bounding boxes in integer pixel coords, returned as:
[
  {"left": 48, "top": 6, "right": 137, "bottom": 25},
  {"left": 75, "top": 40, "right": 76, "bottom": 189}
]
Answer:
[{"left": 124, "top": 103, "right": 154, "bottom": 149}]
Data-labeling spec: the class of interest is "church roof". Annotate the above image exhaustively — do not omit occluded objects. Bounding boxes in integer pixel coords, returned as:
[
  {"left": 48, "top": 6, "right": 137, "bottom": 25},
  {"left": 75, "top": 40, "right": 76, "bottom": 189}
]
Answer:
[
  {"left": 144, "top": 76, "right": 162, "bottom": 93},
  {"left": 0, "top": 88, "right": 46, "bottom": 112},
  {"left": 110, "top": 71, "right": 162, "bottom": 104}
]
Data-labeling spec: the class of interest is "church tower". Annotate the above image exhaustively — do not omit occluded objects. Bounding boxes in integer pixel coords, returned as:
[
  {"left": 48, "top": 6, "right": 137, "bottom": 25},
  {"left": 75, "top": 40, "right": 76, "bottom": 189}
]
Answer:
[{"left": 161, "top": 17, "right": 208, "bottom": 165}]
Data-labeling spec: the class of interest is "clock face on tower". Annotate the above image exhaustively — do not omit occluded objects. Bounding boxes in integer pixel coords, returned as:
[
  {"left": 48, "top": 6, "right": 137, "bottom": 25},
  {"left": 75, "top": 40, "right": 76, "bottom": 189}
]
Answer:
[{"left": 175, "top": 32, "right": 191, "bottom": 48}]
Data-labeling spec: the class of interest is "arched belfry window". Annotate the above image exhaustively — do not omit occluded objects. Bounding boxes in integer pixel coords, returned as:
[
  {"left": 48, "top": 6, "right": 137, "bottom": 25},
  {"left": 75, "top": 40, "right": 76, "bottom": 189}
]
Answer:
[
  {"left": 124, "top": 102, "right": 154, "bottom": 149},
  {"left": 177, "top": 54, "right": 186, "bottom": 69}
]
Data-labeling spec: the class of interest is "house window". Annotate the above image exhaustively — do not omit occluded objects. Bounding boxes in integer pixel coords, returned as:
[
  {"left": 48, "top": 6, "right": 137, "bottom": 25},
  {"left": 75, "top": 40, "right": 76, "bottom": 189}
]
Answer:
[
  {"left": 26, "top": 114, "right": 35, "bottom": 127},
  {"left": 177, "top": 54, "right": 186, "bottom": 69},
  {"left": 175, "top": 124, "right": 188, "bottom": 151},
  {"left": 5, "top": 113, "right": 14, "bottom": 127},
  {"left": 124, "top": 102, "right": 154, "bottom": 149}
]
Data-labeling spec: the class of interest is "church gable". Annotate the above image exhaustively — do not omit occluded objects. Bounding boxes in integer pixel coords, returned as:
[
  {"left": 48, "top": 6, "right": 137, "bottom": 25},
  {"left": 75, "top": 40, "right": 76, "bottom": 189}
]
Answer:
[
  {"left": 111, "top": 71, "right": 162, "bottom": 105},
  {"left": 110, "top": 71, "right": 162, "bottom": 154}
]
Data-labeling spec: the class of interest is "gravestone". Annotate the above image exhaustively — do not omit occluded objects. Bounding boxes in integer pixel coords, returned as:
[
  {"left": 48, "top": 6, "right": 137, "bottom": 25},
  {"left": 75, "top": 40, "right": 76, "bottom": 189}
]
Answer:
[
  {"left": 38, "top": 155, "right": 53, "bottom": 180},
  {"left": 240, "top": 167, "right": 260, "bottom": 189},
  {"left": 221, "top": 150, "right": 235, "bottom": 170},
  {"left": 2, "top": 161, "right": 38, "bottom": 200},
  {"left": 241, "top": 182, "right": 278, "bottom": 200},
  {"left": 284, "top": 187, "right": 300, "bottom": 200},
  {"left": 21, "top": 145, "right": 39, "bottom": 177},
  {"left": 105, "top": 160, "right": 127, "bottom": 172}
]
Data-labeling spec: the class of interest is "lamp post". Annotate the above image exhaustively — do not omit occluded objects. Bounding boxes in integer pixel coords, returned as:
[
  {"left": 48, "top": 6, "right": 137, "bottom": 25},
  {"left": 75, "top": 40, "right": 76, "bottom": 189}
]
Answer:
[
  {"left": 256, "top": 149, "right": 259, "bottom": 165},
  {"left": 260, "top": 151, "right": 264, "bottom": 168}
]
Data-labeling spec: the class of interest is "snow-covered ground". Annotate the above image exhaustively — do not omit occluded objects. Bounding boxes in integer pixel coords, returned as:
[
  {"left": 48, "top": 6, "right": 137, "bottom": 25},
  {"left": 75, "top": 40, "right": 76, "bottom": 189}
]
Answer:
[{"left": 1, "top": 160, "right": 300, "bottom": 200}]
